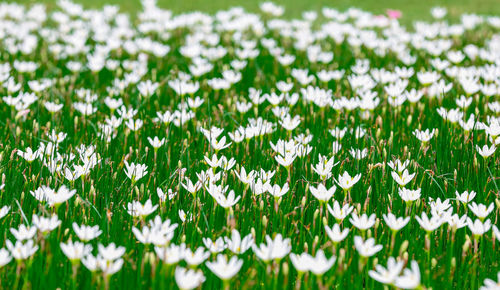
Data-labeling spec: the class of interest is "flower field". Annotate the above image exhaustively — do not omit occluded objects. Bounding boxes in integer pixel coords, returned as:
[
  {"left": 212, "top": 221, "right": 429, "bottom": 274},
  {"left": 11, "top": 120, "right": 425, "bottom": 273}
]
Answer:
[{"left": 0, "top": 0, "right": 500, "bottom": 289}]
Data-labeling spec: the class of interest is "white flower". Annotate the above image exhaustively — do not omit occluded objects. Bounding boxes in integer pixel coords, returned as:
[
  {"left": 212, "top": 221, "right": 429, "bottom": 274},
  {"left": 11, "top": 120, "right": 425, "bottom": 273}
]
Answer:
[
  {"left": 127, "top": 199, "right": 158, "bottom": 218},
  {"left": 73, "top": 223, "right": 102, "bottom": 242},
  {"left": 267, "top": 183, "right": 289, "bottom": 198},
  {"left": 383, "top": 213, "right": 410, "bottom": 231},
  {"left": 309, "top": 184, "right": 336, "bottom": 202},
  {"left": 350, "top": 213, "right": 376, "bottom": 231},
  {"left": 225, "top": 229, "right": 254, "bottom": 254},
  {"left": 455, "top": 190, "right": 476, "bottom": 203},
  {"left": 148, "top": 136, "right": 165, "bottom": 149},
  {"left": 10, "top": 224, "right": 37, "bottom": 241},
  {"left": 98, "top": 243, "right": 126, "bottom": 261},
  {"left": 0, "top": 248, "right": 12, "bottom": 267},
  {"left": 387, "top": 159, "right": 409, "bottom": 174},
  {"left": 124, "top": 161, "right": 148, "bottom": 183},
  {"left": 325, "top": 223, "right": 349, "bottom": 243},
  {"left": 17, "top": 147, "right": 39, "bottom": 162},
  {"left": 336, "top": 171, "right": 362, "bottom": 191},
  {"left": 6, "top": 240, "right": 38, "bottom": 260},
  {"left": 480, "top": 272, "right": 500, "bottom": 290},
  {"left": 203, "top": 237, "right": 226, "bottom": 254},
  {"left": 29, "top": 185, "right": 76, "bottom": 207},
  {"left": 391, "top": 169, "right": 416, "bottom": 187},
  {"left": 394, "top": 260, "right": 421, "bottom": 289},
  {"left": 369, "top": 257, "right": 404, "bottom": 285},
  {"left": 468, "top": 202, "right": 495, "bottom": 219},
  {"left": 311, "top": 154, "right": 338, "bottom": 180},
  {"left": 184, "top": 247, "right": 210, "bottom": 266},
  {"left": 476, "top": 144, "right": 496, "bottom": 158},
  {"left": 206, "top": 254, "right": 243, "bottom": 280},
  {"left": 214, "top": 190, "right": 241, "bottom": 208},
  {"left": 398, "top": 188, "right": 421, "bottom": 203},
  {"left": 0, "top": 205, "right": 11, "bottom": 219},
  {"left": 327, "top": 201, "right": 354, "bottom": 221},
  {"left": 413, "top": 128, "right": 435, "bottom": 143},
  {"left": 60, "top": 241, "right": 92, "bottom": 261},
  {"left": 253, "top": 234, "right": 291, "bottom": 262},
  {"left": 354, "top": 236, "right": 383, "bottom": 257},
  {"left": 175, "top": 267, "right": 206, "bottom": 290},
  {"left": 290, "top": 250, "right": 336, "bottom": 276},
  {"left": 467, "top": 218, "right": 491, "bottom": 236},
  {"left": 155, "top": 243, "right": 185, "bottom": 265},
  {"left": 446, "top": 214, "right": 468, "bottom": 230},
  {"left": 415, "top": 212, "right": 442, "bottom": 232},
  {"left": 32, "top": 214, "right": 61, "bottom": 234}
]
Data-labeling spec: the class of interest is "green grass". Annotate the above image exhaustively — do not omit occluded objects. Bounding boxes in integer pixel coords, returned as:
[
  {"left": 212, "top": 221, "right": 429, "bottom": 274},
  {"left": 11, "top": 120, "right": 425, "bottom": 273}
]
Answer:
[
  {"left": 0, "top": 1, "right": 499, "bottom": 290},
  {"left": 8, "top": 0, "right": 500, "bottom": 24}
]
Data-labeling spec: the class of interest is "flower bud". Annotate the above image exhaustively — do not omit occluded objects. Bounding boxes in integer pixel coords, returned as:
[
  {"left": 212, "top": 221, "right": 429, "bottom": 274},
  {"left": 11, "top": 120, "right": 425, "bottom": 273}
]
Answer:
[{"left": 399, "top": 240, "right": 409, "bottom": 255}]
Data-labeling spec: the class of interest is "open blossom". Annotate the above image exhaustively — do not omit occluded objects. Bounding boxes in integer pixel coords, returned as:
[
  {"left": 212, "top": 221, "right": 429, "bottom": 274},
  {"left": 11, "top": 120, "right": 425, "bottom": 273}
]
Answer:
[
  {"left": 455, "top": 190, "right": 476, "bottom": 203},
  {"left": 275, "top": 152, "right": 297, "bottom": 168},
  {"left": 325, "top": 223, "right": 349, "bottom": 243},
  {"left": 214, "top": 190, "right": 241, "bottom": 208},
  {"left": 181, "top": 177, "right": 202, "bottom": 195},
  {"left": 147, "top": 136, "right": 165, "bottom": 149},
  {"left": 350, "top": 213, "right": 376, "bottom": 231},
  {"left": 309, "top": 184, "right": 336, "bottom": 202},
  {"left": 468, "top": 202, "right": 494, "bottom": 219},
  {"left": 10, "top": 224, "right": 37, "bottom": 241},
  {"left": 234, "top": 167, "right": 256, "bottom": 185},
  {"left": 203, "top": 237, "right": 226, "bottom": 254},
  {"left": 387, "top": 159, "right": 409, "bottom": 174},
  {"left": 476, "top": 144, "right": 496, "bottom": 158},
  {"left": 209, "top": 136, "right": 232, "bottom": 151},
  {"left": 0, "top": 248, "right": 12, "bottom": 268},
  {"left": 369, "top": 257, "right": 404, "bottom": 285},
  {"left": 32, "top": 214, "right": 61, "bottom": 234},
  {"left": 124, "top": 161, "right": 148, "bottom": 183},
  {"left": 60, "top": 241, "right": 92, "bottom": 261},
  {"left": 311, "top": 154, "right": 338, "bottom": 180},
  {"left": 155, "top": 243, "right": 186, "bottom": 265},
  {"left": 446, "top": 214, "right": 468, "bottom": 230},
  {"left": 253, "top": 234, "right": 291, "bottom": 262},
  {"left": 467, "top": 218, "right": 491, "bottom": 236},
  {"left": 415, "top": 212, "right": 442, "bottom": 232},
  {"left": 391, "top": 169, "right": 416, "bottom": 187},
  {"left": 327, "top": 201, "right": 354, "bottom": 221},
  {"left": 413, "top": 128, "right": 435, "bottom": 142},
  {"left": 6, "top": 240, "right": 38, "bottom": 260},
  {"left": 0, "top": 205, "right": 10, "bottom": 220},
  {"left": 336, "top": 171, "right": 362, "bottom": 191},
  {"left": 184, "top": 247, "right": 210, "bottom": 266},
  {"left": 17, "top": 147, "right": 39, "bottom": 162},
  {"left": 206, "top": 254, "right": 243, "bottom": 280},
  {"left": 354, "top": 236, "right": 383, "bottom": 257},
  {"left": 29, "top": 185, "right": 76, "bottom": 207},
  {"left": 267, "top": 183, "right": 289, "bottom": 198},
  {"left": 290, "top": 250, "right": 336, "bottom": 275},
  {"left": 398, "top": 188, "right": 421, "bottom": 203},
  {"left": 480, "top": 272, "right": 500, "bottom": 290},
  {"left": 175, "top": 267, "right": 205, "bottom": 290},
  {"left": 73, "top": 223, "right": 102, "bottom": 242},
  {"left": 383, "top": 213, "right": 410, "bottom": 231},
  {"left": 225, "top": 229, "right": 254, "bottom": 254},
  {"left": 394, "top": 260, "right": 421, "bottom": 289},
  {"left": 127, "top": 199, "right": 158, "bottom": 218}
]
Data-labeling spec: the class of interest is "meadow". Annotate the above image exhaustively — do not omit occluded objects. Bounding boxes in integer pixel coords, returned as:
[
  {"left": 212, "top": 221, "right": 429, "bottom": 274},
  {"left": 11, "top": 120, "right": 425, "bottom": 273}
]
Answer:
[{"left": 0, "top": 0, "right": 499, "bottom": 289}]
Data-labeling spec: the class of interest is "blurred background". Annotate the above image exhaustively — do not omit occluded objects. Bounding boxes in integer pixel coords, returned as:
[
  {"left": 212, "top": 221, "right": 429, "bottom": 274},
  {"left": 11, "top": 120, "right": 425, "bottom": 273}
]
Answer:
[{"left": 5, "top": 0, "right": 500, "bottom": 24}]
